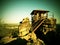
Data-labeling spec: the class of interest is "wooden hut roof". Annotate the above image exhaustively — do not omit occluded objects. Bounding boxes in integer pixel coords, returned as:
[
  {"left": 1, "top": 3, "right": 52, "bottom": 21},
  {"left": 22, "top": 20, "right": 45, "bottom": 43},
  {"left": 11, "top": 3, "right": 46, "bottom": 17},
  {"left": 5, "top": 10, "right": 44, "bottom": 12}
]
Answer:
[{"left": 31, "top": 10, "right": 49, "bottom": 15}]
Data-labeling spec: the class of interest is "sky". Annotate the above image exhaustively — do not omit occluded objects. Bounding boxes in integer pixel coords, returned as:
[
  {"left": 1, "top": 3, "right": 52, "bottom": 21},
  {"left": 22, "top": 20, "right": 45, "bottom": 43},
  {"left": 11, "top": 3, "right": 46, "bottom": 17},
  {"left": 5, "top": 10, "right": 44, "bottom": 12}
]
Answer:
[{"left": 0, "top": 0, "right": 60, "bottom": 24}]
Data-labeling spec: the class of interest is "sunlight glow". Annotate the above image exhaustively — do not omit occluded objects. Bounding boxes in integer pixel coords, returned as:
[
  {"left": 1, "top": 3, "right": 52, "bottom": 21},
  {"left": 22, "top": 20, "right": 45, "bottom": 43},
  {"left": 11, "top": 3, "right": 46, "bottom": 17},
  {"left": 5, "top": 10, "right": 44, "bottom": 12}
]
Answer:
[{"left": 3, "top": 9, "right": 31, "bottom": 24}]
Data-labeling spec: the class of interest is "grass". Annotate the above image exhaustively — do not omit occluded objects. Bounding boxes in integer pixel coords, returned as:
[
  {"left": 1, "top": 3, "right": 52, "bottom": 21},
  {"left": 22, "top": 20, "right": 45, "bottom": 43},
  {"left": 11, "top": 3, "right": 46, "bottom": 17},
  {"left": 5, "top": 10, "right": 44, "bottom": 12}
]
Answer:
[{"left": 0, "top": 24, "right": 18, "bottom": 38}]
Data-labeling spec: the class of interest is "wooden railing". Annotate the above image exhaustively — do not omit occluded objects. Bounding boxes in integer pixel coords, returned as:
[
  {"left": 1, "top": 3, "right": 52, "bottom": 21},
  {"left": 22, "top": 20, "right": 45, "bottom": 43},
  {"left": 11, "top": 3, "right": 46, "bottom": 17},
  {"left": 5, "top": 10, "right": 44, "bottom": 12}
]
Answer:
[{"left": 33, "top": 19, "right": 45, "bottom": 32}]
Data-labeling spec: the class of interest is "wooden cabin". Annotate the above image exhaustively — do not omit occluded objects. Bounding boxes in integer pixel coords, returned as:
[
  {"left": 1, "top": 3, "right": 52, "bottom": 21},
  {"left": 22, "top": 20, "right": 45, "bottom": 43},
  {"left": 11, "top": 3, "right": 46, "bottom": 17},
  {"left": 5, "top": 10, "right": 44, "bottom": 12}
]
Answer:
[
  {"left": 31, "top": 10, "right": 49, "bottom": 23},
  {"left": 30, "top": 10, "right": 56, "bottom": 35}
]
